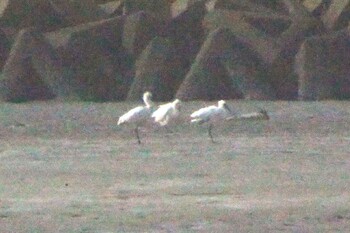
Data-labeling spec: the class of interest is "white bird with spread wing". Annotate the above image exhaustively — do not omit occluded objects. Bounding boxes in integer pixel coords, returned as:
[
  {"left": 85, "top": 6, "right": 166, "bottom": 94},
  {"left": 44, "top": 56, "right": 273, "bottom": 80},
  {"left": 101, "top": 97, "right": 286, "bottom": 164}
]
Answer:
[
  {"left": 151, "top": 99, "right": 181, "bottom": 129},
  {"left": 118, "top": 91, "right": 154, "bottom": 144},
  {"left": 190, "top": 100, "right": 234, "bottom": 142}
]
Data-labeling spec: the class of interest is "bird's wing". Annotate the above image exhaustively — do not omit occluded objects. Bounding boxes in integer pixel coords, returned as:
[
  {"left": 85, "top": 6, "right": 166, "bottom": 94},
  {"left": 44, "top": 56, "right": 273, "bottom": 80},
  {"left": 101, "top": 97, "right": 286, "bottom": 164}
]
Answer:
[
  {"left": 190, "top": 106, "right": 218, "bottom": 124},
  {"left": 157, "top": 102, "right": 172, "bottom": 108},
  {"left": 118, "top": 106, "right": 147, "bottom": 125},
  {"left": 152, "top": 104, "right": 171, "bottom": 123},
  {"left": 190, "top": 106, "right": 216, "bottom": 118}
]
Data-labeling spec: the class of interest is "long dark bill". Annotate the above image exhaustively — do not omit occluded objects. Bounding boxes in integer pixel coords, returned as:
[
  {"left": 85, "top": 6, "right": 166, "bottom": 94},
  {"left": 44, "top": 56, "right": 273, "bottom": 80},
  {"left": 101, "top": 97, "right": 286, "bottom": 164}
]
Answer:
[{"left": 223, "top": 103, "right": 233, "bottom": 115}]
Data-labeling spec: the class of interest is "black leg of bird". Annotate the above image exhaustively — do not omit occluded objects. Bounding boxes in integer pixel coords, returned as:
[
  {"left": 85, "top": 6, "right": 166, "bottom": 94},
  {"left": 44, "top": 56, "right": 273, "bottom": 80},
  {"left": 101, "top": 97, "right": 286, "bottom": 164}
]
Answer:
[
  {"left": 134, "top": 126, "right": 141, "bottom": 144},
  {"left": 164, "top": 126, "right": 174, "bottom": 134},
  {"left": 208, "top": 123, "right": 215, "bottom": 143}
]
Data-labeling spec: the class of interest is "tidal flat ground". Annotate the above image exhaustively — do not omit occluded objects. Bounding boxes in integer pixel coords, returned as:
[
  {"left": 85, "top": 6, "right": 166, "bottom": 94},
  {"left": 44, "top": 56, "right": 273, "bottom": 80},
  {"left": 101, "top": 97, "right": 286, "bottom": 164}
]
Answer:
[{"left": 0, "top": 100, "right": 349, "bottom": 232}]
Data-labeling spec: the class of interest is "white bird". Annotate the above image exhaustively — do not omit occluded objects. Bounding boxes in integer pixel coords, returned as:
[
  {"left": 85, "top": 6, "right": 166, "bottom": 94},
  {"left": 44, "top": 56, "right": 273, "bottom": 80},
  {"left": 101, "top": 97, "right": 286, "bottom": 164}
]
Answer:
[
  {"left": 151, "top": 99, "right": 181, "bottom": 130},
  {"left": 118, "top": 91, "right": 154, "bottom": 144},
  {"left": 190, "top": 100, "right": 234, "bottom": 142}
]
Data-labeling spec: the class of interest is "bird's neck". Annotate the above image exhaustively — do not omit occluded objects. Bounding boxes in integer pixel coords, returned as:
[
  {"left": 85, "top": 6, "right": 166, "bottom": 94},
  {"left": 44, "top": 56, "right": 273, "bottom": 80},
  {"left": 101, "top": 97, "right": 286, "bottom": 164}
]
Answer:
[{"left": 144, "top": 98, "right": 154, "bottom": 108}]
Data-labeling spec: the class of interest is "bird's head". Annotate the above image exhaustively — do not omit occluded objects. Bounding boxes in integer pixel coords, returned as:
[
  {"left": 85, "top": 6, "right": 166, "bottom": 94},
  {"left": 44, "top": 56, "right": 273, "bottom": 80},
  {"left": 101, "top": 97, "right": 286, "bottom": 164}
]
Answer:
[
  {"left": 173, "top": 99, "right": 182, "bottom": 110},
  {"left": 143, "top": 91, "right": 152, "bottom": 99},
  {"left": 218, "top": 100, "right": 232, "bottom": 114},
  {"left": 218, "top": 100, "right": 226, "bottom": 106}
]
